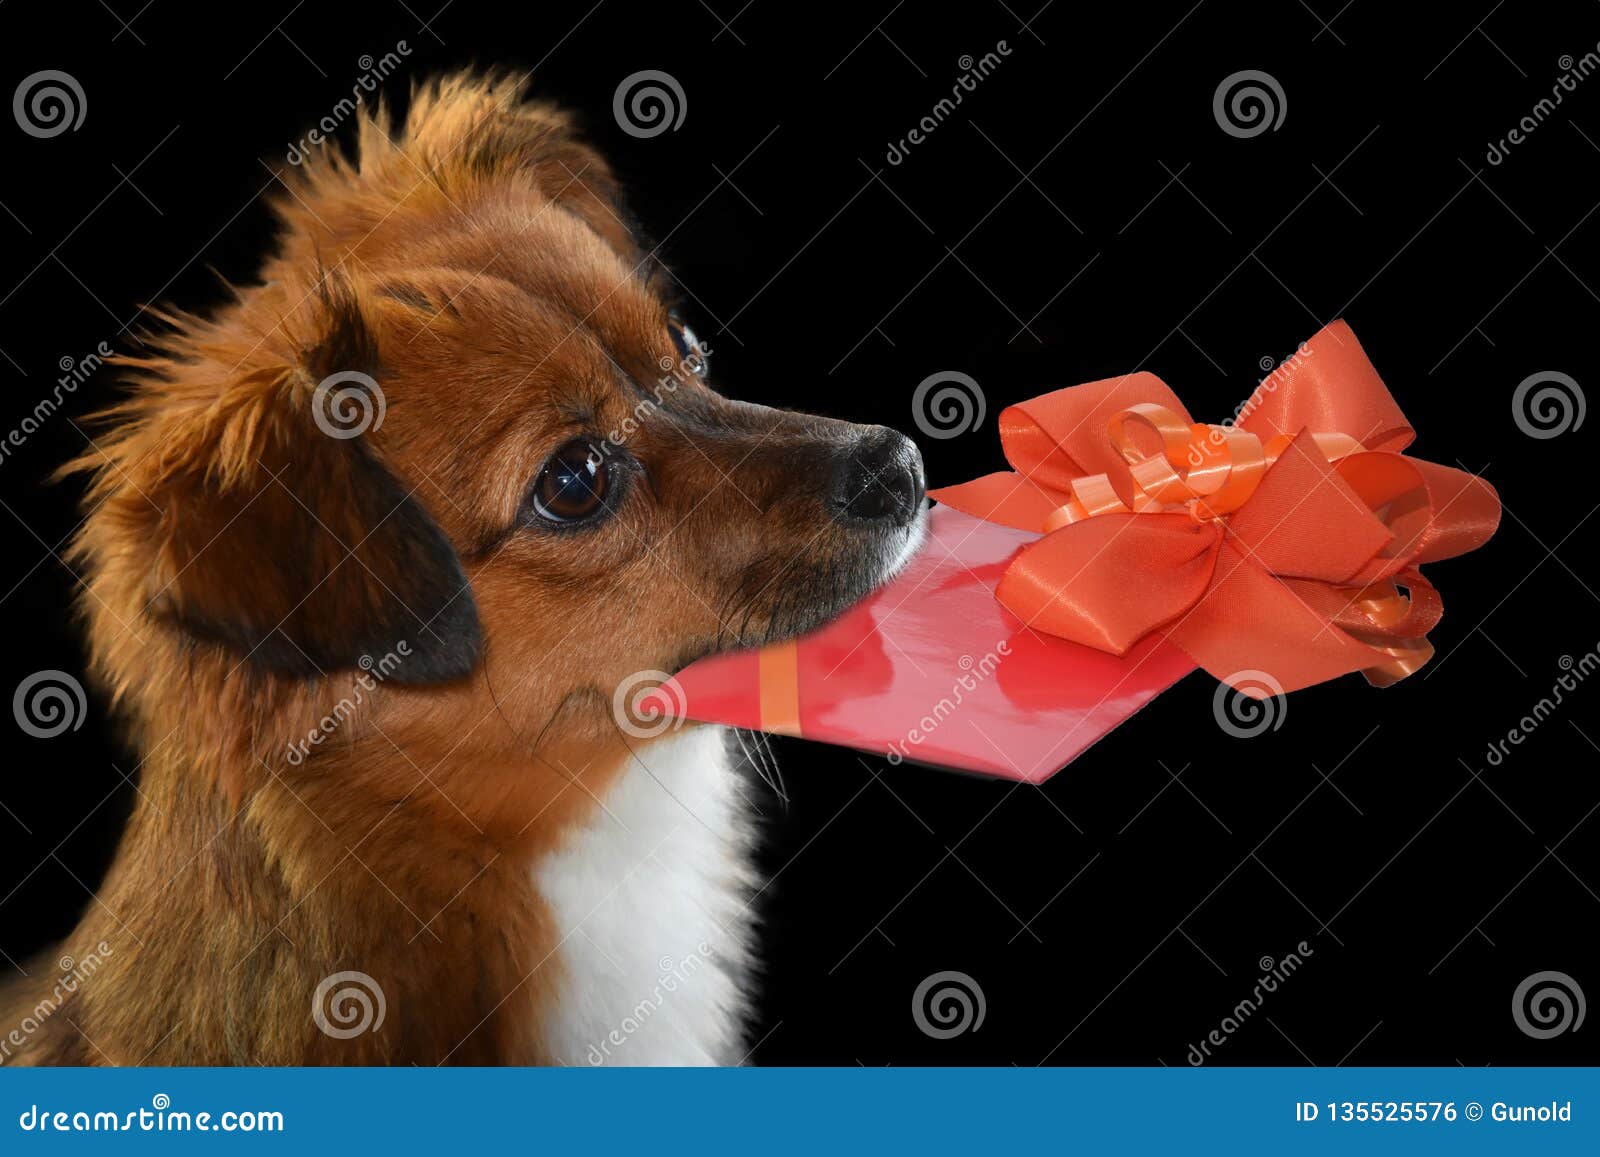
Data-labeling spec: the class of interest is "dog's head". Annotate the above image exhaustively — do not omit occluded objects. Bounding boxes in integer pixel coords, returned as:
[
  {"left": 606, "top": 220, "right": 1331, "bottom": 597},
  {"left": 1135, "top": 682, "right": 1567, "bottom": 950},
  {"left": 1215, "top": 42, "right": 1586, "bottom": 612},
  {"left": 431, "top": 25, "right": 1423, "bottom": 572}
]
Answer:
[{"left": 76, "top": 74, "right": 922, "bottom": 821}]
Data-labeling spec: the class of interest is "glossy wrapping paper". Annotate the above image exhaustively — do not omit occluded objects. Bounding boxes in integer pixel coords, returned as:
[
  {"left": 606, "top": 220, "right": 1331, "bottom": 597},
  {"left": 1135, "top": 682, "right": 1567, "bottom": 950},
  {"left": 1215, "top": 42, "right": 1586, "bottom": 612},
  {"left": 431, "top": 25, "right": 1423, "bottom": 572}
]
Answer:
[
  {"left": 662, "top": 320, "right": 1500, "bottom": 783},
  {"left": 664, "top": 503, "right": 1197, "bottom": 782}
]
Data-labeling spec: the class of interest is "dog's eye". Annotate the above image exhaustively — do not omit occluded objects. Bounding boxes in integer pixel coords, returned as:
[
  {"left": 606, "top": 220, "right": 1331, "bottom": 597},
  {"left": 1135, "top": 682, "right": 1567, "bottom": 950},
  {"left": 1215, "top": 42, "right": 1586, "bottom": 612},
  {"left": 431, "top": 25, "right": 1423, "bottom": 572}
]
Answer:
[
  {"left": 532, "top": 440, "right": 609, "bottom": 523},
  {"left": 668, "top": 317, "right": 709, "bottom": 376}
]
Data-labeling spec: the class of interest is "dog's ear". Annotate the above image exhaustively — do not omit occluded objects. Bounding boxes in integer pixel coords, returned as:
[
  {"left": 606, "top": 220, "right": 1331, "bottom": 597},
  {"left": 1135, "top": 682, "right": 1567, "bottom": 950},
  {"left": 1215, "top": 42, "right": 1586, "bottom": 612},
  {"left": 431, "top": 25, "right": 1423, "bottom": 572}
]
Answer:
[{"left": 133, "top": 277, "right": 482, "bottom": 685}]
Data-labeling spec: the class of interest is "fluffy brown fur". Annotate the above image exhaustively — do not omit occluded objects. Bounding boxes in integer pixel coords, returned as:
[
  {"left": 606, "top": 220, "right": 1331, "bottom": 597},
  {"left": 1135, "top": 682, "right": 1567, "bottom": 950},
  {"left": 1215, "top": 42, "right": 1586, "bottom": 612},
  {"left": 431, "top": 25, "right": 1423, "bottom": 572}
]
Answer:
[{"left": 1, "top": 73, "right": 921, "bottom": 1064}]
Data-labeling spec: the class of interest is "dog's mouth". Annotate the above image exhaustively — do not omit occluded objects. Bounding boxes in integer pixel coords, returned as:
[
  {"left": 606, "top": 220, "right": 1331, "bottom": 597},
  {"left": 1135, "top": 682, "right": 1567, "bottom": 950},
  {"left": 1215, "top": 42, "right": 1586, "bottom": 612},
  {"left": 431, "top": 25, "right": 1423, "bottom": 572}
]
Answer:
[
  {"left": 667, "top": 496, "right": 927, "bottom": 675},
  {"left": 786, "top": 500, "right": 928, "bottom": 637},
  {"left": 655, "top": 423, "right": 929, "bottom": 674}
]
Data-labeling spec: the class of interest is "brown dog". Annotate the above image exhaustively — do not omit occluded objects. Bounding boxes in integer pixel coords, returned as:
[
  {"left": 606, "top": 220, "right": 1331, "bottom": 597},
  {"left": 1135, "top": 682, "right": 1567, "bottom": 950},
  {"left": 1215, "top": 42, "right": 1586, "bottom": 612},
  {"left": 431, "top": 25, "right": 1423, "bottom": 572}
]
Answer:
[{"left": 1, "top": 73, "right": 924, "bottom": 1065}]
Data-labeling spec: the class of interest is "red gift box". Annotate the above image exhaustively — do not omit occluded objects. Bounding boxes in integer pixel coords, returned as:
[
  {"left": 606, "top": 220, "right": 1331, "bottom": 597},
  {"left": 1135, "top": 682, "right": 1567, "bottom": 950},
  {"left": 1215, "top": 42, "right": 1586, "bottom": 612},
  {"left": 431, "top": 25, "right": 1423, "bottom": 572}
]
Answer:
[
  {"left": 661, "top": 320, "right": 1499, "bottom": 782},
  {"left": 663, "top": 502, "right": 1195, "bottom": 782}
]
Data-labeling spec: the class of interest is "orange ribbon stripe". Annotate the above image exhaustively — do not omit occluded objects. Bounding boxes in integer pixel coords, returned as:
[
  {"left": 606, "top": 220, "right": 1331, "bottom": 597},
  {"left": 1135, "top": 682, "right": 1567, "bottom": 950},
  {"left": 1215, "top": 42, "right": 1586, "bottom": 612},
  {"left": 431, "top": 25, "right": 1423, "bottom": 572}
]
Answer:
[{"left": 758, "top": 640, "right": 803, "bottom": 736}]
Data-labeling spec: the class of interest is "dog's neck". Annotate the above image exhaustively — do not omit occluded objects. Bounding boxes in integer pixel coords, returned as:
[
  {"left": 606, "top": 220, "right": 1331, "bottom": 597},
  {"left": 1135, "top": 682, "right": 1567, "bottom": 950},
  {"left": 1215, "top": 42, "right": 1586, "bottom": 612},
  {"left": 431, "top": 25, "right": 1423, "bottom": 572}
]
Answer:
[{"left": 25, "top": 711, "right": 654, "bottom": 1064}]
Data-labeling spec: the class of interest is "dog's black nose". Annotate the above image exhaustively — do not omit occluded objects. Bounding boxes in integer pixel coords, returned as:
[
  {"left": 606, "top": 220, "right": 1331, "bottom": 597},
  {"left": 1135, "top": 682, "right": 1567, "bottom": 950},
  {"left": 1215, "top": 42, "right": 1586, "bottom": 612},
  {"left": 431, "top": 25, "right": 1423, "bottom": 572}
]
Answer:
[{"left": 830, "top": 429, "right": 925, "bottom": 527}]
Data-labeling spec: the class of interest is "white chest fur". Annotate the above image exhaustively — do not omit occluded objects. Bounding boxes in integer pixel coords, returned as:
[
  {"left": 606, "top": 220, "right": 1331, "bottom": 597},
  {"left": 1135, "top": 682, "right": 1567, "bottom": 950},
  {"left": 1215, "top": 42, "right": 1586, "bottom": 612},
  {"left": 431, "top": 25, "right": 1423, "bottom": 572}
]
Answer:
[{"left": 533, "top": 725, "right": 757, "bottom": 1065}]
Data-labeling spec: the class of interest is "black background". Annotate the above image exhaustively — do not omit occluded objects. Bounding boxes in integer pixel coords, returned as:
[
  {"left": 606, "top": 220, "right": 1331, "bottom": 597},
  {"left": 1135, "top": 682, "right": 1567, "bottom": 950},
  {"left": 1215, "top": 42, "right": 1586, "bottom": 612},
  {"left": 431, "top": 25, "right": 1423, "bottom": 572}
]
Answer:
[{"left": 2, "top": 0, "right": 1598, "bottom": 1065}]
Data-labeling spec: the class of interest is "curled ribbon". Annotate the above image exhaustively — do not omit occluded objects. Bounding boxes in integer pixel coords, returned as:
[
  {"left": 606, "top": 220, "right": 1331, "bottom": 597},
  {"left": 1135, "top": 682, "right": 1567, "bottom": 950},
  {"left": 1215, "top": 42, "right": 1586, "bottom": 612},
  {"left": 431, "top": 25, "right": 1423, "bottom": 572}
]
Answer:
[{"left": 928, "top": 321, "right": 1501, "bottom": 696}]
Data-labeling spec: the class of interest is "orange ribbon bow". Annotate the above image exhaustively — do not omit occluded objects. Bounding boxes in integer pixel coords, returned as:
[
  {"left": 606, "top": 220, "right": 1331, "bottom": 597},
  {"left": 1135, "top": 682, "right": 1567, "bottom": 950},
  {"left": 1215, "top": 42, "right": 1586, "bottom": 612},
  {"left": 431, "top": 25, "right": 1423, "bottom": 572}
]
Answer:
[{"left": 928, "top": 321, "right": 1502, "bottom": 696}]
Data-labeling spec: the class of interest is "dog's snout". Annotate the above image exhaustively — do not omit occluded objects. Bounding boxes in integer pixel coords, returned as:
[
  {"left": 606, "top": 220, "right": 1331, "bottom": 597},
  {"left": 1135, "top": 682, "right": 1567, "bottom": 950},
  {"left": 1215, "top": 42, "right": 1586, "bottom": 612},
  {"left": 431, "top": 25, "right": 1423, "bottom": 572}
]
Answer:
[{"left": 830, "top": 429, "right": 925, "bottom": 527}]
